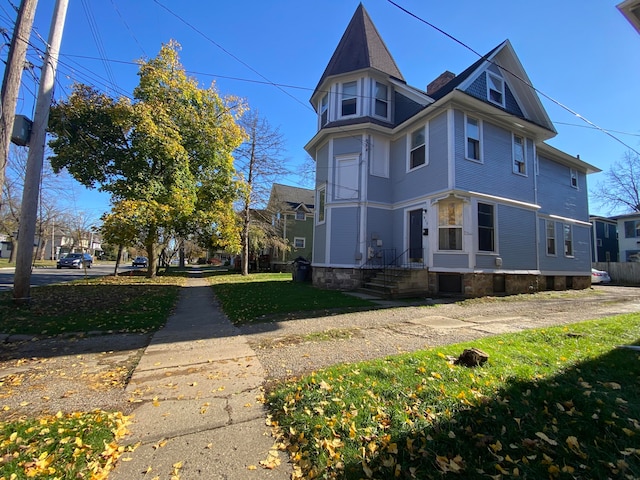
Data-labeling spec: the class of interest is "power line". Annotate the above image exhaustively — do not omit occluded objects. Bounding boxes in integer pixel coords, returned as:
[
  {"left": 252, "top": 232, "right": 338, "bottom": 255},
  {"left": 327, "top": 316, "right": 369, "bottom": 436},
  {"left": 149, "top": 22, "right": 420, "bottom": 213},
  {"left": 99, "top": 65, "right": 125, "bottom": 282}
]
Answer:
[{"left": 385, "top": 0, "right": 640, "bottom": 157}]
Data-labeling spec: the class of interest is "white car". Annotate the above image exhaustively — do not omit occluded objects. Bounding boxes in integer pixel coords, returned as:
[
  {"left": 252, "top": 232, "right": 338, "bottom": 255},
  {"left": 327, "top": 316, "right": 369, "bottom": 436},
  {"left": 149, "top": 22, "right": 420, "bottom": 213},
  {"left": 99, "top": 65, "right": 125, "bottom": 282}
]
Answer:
[{"left": 591, "top": 268, "right": 611, "bottom": 284}]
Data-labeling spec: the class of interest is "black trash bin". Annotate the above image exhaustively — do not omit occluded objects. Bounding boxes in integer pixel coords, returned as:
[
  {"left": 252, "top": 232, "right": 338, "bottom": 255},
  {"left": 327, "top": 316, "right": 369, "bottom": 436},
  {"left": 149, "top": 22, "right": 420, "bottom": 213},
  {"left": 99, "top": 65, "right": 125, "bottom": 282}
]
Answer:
[{"left": 292, "top": 256, "right": 311, "bottom": 282}]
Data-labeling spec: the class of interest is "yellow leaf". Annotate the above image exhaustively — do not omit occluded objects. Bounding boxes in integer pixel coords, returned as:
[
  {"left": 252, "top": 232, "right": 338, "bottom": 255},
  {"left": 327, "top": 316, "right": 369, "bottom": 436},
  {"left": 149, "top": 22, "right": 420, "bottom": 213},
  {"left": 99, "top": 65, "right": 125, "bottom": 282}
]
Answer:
[
  {"left": 535, "top": 432, "right": 558, "bottom": 446},
  {"left": 152, "top": 397, "right": 160, "bottom": 407},
  {"left": 603, "top": 382, "right": 621, "bottom": 390},
  {"left": 247, "top": 465, "right": 257, "bottom": 470}
]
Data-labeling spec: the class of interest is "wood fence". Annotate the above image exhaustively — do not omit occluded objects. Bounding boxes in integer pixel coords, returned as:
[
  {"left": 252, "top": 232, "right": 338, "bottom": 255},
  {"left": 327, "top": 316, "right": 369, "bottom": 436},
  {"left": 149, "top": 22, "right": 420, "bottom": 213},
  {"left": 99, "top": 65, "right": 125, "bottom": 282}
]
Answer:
[{"left": 593, "top": 262, "right": 640, "bottom": 285}]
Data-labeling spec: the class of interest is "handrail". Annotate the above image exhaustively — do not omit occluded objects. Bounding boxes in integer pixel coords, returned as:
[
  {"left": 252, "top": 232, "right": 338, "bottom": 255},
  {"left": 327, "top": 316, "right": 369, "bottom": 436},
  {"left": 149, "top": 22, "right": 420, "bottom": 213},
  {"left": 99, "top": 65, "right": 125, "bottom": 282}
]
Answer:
[{"left": 360, "top": 247, "right": 425, "bottom": 293}]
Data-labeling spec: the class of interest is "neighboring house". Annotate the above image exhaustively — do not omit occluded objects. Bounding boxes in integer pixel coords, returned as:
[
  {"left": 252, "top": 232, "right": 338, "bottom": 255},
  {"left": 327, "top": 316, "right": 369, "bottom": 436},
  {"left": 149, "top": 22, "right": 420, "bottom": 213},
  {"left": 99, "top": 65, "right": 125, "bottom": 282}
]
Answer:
[
  {"left": 305, "top": 5, "right": 600, "bottom": 297},
  {"left": 618, "top": 0, "right": 640, "bottom": 34},
  {"left": 590, "top": 216, "right": 619, "bottom": 262},
  {"left": 612, "top": 213, "right": 640, "bottom": 262},
  {"left": 266, "top": 183, "right": 314, "bottom": 264}
]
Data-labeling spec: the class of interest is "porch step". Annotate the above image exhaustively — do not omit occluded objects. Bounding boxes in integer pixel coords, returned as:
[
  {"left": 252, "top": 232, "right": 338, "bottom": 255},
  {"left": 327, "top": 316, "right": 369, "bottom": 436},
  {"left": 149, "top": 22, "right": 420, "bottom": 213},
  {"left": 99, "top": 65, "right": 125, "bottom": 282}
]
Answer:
[{"left": 361, "top": 268, "right": 429, "bottom": 299}]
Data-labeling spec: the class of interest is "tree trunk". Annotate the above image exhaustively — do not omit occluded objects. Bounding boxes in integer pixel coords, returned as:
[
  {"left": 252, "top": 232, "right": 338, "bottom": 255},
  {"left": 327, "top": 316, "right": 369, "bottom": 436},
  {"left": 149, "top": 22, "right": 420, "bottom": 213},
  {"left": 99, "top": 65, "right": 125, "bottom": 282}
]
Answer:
[
  {"left": 241, "top": 202, "right": 250, "bottom": 276},
  {"left": 145, "top": 226, "right": 157, "bottom": 278},
  {"left": 8, "top": 239, "right": 16, "bottom": 263},
  {"left": 114, "top": 244, "right": 123, "bottom": 276}
]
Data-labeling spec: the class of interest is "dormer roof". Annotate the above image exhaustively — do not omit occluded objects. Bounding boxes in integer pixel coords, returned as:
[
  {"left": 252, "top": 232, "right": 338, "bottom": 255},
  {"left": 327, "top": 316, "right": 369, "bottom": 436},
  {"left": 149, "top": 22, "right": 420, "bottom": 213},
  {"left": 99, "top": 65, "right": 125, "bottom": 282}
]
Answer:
[{"left": 313, "top": 3, "right": 404, "bottom": 99}]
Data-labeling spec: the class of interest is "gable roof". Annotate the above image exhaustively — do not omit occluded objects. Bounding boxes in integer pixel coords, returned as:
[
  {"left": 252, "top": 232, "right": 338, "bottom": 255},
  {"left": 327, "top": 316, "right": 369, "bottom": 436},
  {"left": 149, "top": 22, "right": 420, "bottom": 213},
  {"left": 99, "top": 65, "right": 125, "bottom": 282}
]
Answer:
[
  {"left": 268, "top": 183, "right": 315, "bottom": 212},
  {"left": 432, "top": 40, "right": 555, "bottom": 134},
  {"left": 313, "top": 3, "right": 404, "bottom": 98}
]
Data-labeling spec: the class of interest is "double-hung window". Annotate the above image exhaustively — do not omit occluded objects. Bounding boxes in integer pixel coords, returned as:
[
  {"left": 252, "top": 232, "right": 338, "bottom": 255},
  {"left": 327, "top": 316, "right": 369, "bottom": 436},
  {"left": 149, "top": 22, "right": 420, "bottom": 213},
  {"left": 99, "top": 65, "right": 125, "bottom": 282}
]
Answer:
[
  {"left": 341, "top": 81, "right": 357, "bottom": 117},
  {"left": 478, "top": 203, "right": 495, "bottom": 252},
  {"left": 374, "top": 81, "right": 388, "bottom": 118},
  {"left": 317, "top": 187, "right": 326, "bottom": 224},
  {"left": 513, "top": 134, "right": 526, "bottom": 175},
  {"left": 564, "top": 223, "right": 573, "bottom": 257},
  {"left": 466, "top": 116, "right": 481, "bottom": 161},
  {"left": 487, "top": 72, "right": 505, "bottom": 107},
  {"left": 546, "top": 220, "right": 556, "bottom": 255},
  {"left": 438, "top": 199, "right": 463, "bottom": 250},
  {"left": 320, "top": 93, "right": 329, "bottom": 126},
  {"left": 570, "top": 168, "right": 578, "bottom": 188},
  {"left": 294, "top": 237, "right": 305, "bottom": 249},
  {"left": 409, "top": 127, "right": 426, "bottom": 169}
]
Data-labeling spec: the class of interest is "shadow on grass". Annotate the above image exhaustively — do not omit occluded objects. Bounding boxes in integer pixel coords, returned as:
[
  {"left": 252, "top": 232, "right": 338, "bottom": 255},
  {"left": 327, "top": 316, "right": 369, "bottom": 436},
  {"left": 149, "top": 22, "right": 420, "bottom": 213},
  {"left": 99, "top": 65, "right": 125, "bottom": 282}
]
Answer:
[{"left": 328, "top": 335, "right": 640, "bottom": 479}]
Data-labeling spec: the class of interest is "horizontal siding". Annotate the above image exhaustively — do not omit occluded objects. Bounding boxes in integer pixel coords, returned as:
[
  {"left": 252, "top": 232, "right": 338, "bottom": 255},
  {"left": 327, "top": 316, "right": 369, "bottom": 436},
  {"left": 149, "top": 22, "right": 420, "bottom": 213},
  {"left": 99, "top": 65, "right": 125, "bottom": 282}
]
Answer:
[
  {"left": 454, "top": 112, "right": 536, "bottom": 204},
  {"left": 329, "top": 207, "right": 359, "bottom": 265},
  {"left": 366, "top": 207, "right": 393, "bottom": 254},
  {"left": 313, "top": 222, "right": 326, "bottom": 264},
  {"left": 497, "top": 205, "right": 537, "bottom": 270},
  {"left": 476, "top": 254, "right": 499, "bottom": 269},
  {"left": 316, "top": 143, "right": 329, "bottom": 184},
  {"left": 537, "top": 154, "right": 589, "bottom": 220},
  {"left": 433, "top": 253, "right": 468, "bottom": 269},
  {"left": 538, "top": 219, "right": 591, "bottom": 274},
  {"left": 333, "top": 135, "right": 362, "bottom": 157},
  {"left": 389, "top": 112, "right": 448, "bottom": 204}
]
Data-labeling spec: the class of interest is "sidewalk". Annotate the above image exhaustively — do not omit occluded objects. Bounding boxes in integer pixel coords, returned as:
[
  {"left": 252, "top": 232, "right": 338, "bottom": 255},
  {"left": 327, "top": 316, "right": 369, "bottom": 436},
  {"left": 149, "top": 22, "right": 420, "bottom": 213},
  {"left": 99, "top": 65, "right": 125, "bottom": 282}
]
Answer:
[{"left": 110, "top": 271, "right": 292, "bottom": 479}]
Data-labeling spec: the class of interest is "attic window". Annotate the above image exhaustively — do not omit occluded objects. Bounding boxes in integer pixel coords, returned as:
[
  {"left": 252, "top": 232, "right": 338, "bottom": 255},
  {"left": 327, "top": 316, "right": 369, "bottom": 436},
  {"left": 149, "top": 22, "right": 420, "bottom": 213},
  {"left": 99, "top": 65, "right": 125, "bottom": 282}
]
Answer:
[
  {"left": 341, "top": 81, "right": 357, "bottom": 116},
  {"left": 320, "top": 93, "right": 329, "bottom": 126},
  {"left": 373, "top": 81, "right": 388, "bottom": 118},
  {"left": 295, "top": 210, "right": 306, "bottom": 221},
  {"left": 570, "top": 168, "right": 578, "bottom": 188},
  {"left": 487, "top": 72, "right": 505, "bottom": 107}
]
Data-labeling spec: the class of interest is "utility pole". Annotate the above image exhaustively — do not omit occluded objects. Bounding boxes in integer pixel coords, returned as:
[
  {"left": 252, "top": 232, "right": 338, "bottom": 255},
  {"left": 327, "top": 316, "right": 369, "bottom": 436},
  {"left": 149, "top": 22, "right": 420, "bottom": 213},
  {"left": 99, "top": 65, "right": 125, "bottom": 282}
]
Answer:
[
  {"left": 13, "top": 0, "right": 68, "bottom": 304},
  {"left": 0, "top": 0, "right": 38, "bottom": 198}
]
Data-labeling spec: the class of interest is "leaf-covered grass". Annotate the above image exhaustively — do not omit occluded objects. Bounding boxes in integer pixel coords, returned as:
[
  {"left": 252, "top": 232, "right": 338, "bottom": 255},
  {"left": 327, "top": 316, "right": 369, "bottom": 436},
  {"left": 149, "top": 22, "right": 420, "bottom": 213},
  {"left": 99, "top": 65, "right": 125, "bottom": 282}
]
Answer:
[
  {"left": 0, "top": 410, "right": 131, "bottom": 479},
  {"left": 268, "top": 314, "right": 640, "bottom": 479},
  {"left": 0, "top": 275, "right": 183, "bottom": 336},
  {"left": 208, "top": 272, "right": 374, "bottom": 325}
]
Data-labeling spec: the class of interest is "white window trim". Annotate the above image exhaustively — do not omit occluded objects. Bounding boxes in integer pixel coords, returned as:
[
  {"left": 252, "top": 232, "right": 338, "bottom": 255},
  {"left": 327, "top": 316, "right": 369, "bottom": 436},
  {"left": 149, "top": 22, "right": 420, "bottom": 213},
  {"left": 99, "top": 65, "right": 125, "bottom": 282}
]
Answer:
[
  {"left": 564, "top": 223, "right": 574, "bottom": 258},
  {"left": 487, "top": 71, "right": 505, "bottom": 108},
  {"left": 477, "top": 201, "right": 496, "bottom": 253},
  {"left": 437, "top": 198, "right": 464, "bottom": 252},
  {"left": 372, "top": 80, "right": 390, "bottom": 121},
  {"left": 570, "top": 168, "right": 578, "bottom": 189},
  {"left": 339, "top": 80, "right": 359, "bottom": 119},
  {"left": 546, "top": 219, "right": 557, "bottom": 257},
  {"left": 295, "top": 210, "right": 306, "bottom": 221},
  {"left": 316, "top": 186, "right": 326, "bottom": 225},
  {"left": 512, "top": 133, "right": 527, "bottom": 176},
  {"left": 370, "top": 137, "right": 390, "bottom": 178},
  {"left": 319, "top": 92, "right": 329, "bottom": 127},
  {"left": 407, "top": 124, "right": 428, "bottom": 172},
  {"left": 465, "top": 114, "right": 482, "bottom": 163},
  {"left": 293, "top": 237, "right": 306, "bottom": 249}
]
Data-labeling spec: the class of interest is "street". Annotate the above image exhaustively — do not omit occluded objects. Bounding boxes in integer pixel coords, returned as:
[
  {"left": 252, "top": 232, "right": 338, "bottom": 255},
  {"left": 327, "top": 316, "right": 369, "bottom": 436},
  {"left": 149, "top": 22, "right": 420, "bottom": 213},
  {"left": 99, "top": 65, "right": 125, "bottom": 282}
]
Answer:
[{"left": 0, "top": 263, "right": 135, "bottom": 291}]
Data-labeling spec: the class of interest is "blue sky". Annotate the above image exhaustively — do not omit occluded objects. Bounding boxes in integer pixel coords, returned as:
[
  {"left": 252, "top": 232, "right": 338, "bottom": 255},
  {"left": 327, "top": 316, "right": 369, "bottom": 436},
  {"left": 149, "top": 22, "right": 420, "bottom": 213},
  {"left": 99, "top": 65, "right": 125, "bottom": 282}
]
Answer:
[{"left": 4, "top": 0, "right": 639, "bottom": 222}]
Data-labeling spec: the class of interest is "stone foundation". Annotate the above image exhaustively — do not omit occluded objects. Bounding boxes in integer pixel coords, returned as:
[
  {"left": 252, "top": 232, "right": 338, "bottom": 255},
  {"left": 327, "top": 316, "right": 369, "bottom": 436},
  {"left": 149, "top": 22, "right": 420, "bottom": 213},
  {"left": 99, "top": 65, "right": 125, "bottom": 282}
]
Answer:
[
  {"left": 314, "top": 266, "right": 591, "bottom": 297},
  {"left": 312, "top": 267, "right": 362, "bottom": 290}
]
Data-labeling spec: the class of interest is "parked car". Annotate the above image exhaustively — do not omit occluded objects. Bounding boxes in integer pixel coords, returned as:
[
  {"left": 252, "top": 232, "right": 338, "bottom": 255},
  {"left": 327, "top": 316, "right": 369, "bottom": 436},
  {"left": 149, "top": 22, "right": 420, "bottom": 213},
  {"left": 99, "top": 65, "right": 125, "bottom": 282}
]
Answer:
[
  {"left": 591, "top": 268, "right": 611, "bottom": 284},
  {"left": 132, "top": 256, "right": 148, "bottom": 267},
  {"left": 57, "top": 252, "right": 93, "bottom": 269}
]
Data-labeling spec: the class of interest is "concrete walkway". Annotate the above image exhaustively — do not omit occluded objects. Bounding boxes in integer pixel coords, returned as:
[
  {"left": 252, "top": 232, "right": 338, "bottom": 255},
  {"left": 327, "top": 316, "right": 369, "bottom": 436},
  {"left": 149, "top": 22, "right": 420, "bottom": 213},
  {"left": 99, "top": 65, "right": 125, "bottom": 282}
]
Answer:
[{"left": 110, "top": 271, "right": 292, "bottom": 479}]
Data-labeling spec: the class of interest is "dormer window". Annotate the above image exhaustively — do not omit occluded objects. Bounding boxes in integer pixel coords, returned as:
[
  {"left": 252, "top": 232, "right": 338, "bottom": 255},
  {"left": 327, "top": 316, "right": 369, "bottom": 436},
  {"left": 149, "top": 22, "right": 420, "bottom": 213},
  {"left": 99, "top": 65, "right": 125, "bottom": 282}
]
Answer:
[
  {"left": 320, "top": 93, "right": 329, "bottom": 126},
  {"left": 341, "top": 81, "right": 357, "bottom": 116},
  {"left": 487, "top": 72, "right": 505, "bottom": 107},
  {"left": 373, "top": 81, "right": 388, "bottom": 118}
]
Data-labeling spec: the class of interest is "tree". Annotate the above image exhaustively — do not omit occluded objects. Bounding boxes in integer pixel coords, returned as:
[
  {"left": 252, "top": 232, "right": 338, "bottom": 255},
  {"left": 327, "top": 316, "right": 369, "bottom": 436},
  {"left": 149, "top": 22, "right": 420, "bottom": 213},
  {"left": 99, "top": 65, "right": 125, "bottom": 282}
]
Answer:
[
  {"left": 235, "top": 111, "right": 288, "bottom": 275},
  {"left": 48, "top": 41, "right": 246, "bottom": 277},
  {"left": 594, "top": 151, "right": 640, "bottom": 214}
]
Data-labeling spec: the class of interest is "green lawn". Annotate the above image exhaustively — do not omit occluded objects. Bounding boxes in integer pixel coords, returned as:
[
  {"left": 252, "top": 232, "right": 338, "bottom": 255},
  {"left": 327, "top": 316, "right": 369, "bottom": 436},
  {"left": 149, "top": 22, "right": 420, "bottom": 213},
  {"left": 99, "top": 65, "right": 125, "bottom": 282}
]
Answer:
[
  {"left": 268, "top": 315, "right": 640, "bottom": 479},
  {"left": 208, "top": 272, "right": 375, "bottom": 325},
  {"left": 0, "top": 274, "right": 183, "bottom": 336}
]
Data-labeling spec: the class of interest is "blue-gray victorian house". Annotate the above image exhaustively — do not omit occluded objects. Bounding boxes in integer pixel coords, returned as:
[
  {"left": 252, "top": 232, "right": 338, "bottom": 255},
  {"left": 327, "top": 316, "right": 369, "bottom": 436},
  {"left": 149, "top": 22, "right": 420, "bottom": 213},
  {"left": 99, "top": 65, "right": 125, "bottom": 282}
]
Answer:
[{"left": 305, "top": 4, "right": 600, "bottom": 296}]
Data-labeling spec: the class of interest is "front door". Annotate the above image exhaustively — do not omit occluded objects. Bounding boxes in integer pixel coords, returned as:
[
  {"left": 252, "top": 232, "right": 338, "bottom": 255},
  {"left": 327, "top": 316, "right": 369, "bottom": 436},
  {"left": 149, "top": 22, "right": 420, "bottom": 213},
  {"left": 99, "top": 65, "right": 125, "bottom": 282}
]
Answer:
[{"left": 409, "top": 209, "right": 423, "bottom": 263}]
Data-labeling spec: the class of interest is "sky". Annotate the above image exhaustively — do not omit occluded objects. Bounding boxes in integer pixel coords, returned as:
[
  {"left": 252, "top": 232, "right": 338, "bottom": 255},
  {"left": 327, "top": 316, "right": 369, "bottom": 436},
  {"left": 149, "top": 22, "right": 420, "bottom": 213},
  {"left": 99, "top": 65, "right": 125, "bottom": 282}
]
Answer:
[{"left": 2, "top": 0, "right": 639, "bottom": 223}]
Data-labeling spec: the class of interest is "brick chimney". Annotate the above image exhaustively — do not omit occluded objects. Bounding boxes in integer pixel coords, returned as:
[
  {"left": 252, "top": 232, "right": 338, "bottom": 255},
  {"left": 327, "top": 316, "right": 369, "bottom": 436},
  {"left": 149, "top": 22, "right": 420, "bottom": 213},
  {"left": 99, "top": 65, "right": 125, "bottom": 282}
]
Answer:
[{"left": 427, "top": 71, "right": 456, "bottom": 96}]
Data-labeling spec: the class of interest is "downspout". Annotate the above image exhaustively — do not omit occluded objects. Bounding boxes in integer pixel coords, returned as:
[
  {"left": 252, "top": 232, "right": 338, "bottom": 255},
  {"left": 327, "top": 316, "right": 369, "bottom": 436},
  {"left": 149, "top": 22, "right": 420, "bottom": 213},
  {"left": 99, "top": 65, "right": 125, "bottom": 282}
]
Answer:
[{"left": 533, "top": 141, "right": 540, "bottom": 285}]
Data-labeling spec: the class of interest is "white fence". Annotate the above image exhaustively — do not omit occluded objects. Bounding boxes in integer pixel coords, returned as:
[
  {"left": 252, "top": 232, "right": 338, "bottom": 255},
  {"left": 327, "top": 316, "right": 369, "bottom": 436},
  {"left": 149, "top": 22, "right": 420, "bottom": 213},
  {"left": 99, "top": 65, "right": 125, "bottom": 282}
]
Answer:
[{"left": 593, "top": 262, "right": 640, "bottom": 285}]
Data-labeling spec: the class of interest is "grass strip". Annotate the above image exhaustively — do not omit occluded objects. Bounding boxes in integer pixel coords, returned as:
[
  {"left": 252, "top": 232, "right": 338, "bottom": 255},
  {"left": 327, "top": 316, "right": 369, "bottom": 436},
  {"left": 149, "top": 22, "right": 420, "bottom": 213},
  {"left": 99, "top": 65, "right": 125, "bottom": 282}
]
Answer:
[
  {"left": 208, "top": 272, "right": 374, "bottom": 325},
  {"left": 0, "top": 275, "right": 183, "bottom": 336},
  {"left": 268, "top": 314, "right": 640, "bottom": 479}
]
